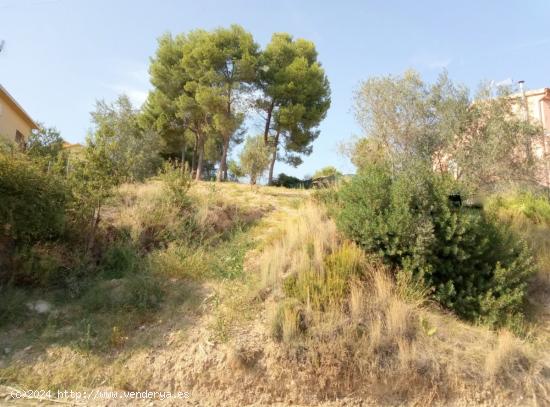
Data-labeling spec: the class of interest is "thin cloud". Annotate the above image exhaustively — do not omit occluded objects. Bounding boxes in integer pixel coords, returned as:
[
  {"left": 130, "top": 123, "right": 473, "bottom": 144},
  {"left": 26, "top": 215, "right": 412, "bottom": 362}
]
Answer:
[
  {"left": 110, "top": 85, "right": 149, "bottom": 107},
  {"left": 104, "top": 62, "right": 151, "bottom": 107},
  {"left": 495, "top": 78, "right": 513, "bottom": 87},
  {"left": 410, "top": 53, "right": 452, "bottom": 70}
]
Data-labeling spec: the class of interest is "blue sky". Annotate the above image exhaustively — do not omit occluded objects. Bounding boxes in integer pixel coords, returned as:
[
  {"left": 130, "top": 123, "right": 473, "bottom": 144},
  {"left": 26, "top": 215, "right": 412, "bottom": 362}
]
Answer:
[{"left": 1, "top": 0, "right": 549, "bottom": 178}]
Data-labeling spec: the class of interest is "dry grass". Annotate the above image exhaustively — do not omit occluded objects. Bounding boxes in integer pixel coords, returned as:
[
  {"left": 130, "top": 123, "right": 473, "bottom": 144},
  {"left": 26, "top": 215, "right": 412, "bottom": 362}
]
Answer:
[
  {"left": 251, "top": 201, "right": 550, "bottom": 405},
  {"left": 2, "top": 183, "right": 549, "bottom": 406}
]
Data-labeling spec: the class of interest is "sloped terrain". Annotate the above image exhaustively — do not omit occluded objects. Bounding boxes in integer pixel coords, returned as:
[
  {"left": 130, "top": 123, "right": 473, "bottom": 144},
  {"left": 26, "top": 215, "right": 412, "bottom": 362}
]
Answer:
[{"left": 1, "top": 182, "right": 549, "bottom": 406}]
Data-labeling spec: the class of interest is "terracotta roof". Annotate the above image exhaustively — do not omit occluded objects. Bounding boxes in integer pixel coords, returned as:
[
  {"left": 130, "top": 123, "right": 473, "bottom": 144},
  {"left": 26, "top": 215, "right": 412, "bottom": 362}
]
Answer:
[{"left": 0, "top": 83, "right": 38, "bottom": 129}]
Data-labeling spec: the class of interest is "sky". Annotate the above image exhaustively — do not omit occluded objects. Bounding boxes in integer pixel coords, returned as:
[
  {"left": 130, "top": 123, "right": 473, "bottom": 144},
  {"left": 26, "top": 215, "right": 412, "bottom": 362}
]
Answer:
[{"left": 1, "top": 0, "right": 550, "bottom": 178}]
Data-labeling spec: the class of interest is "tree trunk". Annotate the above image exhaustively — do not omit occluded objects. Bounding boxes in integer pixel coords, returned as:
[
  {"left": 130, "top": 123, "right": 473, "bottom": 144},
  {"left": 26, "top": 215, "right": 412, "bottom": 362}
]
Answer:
[
  {"left": 263, "top": 101, "right": 274, "bottom": 145},
  {"left": 191, "top": 134, "right": 198, "bottom": 178},
  {"left": 86, "top": 201, "right": 101, "bottom": 255},
  {"left": 217, "top": 136, "right": 230, "bottom": 182},
  {"left": 181, "top": 142, "right": 187, "bottom": 174},
  {"left": 195, "top": 134, "right": 205, "bottom": 181},
  {"left": 267, "top": 131, "right": 280, "bottom": 185}
]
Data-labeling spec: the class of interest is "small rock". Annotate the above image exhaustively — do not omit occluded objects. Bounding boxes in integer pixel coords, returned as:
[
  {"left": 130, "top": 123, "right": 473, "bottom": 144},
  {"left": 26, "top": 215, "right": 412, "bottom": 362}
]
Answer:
[
  {"left": 26, "top": 300, "right": 52, "bottom": 314},
  {"left": 24, "top": 346, "right": 32, "bottom": 352},
  {"left": 3, "top": 347, "right": 11, "bottom": 354}
]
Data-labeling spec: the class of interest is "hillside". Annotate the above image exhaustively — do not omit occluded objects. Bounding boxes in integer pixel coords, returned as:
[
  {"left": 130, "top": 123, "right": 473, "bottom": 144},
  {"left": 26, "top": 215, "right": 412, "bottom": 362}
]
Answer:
[{"left": 1, "top": 181, "right": 549, "bottom": 406}]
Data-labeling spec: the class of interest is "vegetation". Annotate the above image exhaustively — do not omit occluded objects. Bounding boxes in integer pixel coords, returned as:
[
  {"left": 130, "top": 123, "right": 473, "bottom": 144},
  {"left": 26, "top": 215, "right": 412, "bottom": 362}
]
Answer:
[
  {"left": 272, "top": 172, "right": 303, "bottom": 188},
  {"left": 141, "top": 27, "right": 330, "bottom": 183},
  {"left": 26, "top": 124, "right": 64, "bottom": 162},
  {"left": 257, "top": 202, "right": 548, "bottom": 404},
  {"left": 312, "top": 165, "right": 342, "bottom": 179},
  {"left": 1, "top": 27, "right": 550, "bottom": 407},
  {"left": 336, "top": 161, "right": 535, "bottom": 328},
  {"left": 0, "top": 152, "right": 68, "bottom": 285},
  {"left": 142, "top": 25, "right": 259, "bottom": 182},
  {"left": 256, "top": 33, "right": 331, "bottom": 184},
  {"left": 90, "top": 95, "right": 162, "bottom": 182},
  {"left": 350, "top": 70, "right": 541, "bottom": 191},
  {"left": 238, "top": 135, "right": 272, "bottom": 184}
]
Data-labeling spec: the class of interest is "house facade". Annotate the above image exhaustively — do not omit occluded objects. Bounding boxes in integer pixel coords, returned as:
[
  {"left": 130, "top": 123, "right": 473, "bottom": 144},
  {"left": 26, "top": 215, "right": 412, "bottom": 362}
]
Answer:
[
  {"left": 510, "top": 87, "right": 550, "bottom": 185},
  {"left": 0, "top": 84, "right": 38, "bottom": 149}
]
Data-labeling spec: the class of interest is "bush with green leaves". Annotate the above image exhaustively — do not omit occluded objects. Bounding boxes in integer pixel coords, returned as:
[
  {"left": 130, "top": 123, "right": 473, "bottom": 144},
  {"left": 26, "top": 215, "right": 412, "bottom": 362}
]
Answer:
[
  {"left": 0, "top": 151, "right": 68, "bottom": 244},
  {"left": 0, "top": 152, "right": 69, "bottom": 285},
  {"left": 239, "top": 135, "right": 272, "bottom": 185},
  {"left": 312, "top": 165, "right": 342, "bottom": 179},
  {"left": 26, "top": 124, "right": 64, "bottom": 162},
  {"left": 159, "top": 160, "right": 192, "bottom": 207},
  {"left": 337, "top": 161, "right": 535, "bottom": 328},
  {"left": 273, "top": 173, "right": 303, "bottom": 188}
]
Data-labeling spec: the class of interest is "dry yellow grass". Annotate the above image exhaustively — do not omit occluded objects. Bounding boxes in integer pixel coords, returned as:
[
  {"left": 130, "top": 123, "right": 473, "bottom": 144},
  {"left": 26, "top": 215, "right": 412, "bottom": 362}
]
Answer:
[
  {"left": 250, "top": 202, "right": 550, "bottom": 406},
  {"left": 2, "top": 182, "right": 549, "bottom": 406}
]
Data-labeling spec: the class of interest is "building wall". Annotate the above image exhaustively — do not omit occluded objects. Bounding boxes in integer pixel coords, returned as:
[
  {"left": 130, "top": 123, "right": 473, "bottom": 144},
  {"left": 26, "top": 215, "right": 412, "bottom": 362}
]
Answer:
[
  {"left": 0, "top": 92, "right": 34, "bottom": 146},
  {"left": 542, "top": 98, "right": 550, "bottom": 134},
  {"left": 521, "top": 90, "right": 550, "bottom": 185},
  {"left": 519, "top": 89, "right": 550, "bottom": 132}
]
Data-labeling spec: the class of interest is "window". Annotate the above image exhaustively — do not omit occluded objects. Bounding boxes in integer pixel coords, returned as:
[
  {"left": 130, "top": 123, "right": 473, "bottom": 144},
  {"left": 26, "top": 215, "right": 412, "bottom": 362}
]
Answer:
[{"left": 15, "top": 130, "right": 26, "bottom": 150}]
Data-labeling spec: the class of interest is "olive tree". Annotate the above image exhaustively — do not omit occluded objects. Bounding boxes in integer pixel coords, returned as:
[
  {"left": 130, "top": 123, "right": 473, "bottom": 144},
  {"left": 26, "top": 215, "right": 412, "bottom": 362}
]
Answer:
[
  {"left": 239, "top": 135, "right": 272, "bottom": 185},
  {"left": 351, "top": 70, "right": 540, "bottom": 190}
]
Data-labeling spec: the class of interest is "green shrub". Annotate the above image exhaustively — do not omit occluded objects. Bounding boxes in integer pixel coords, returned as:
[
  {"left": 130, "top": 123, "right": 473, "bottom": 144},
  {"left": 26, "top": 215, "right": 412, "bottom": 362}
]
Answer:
[
  {"left": 0, "top": 286, "right": 29, "bottom": 327},
  {"left": 0, "top": 152, "right": 68, "bottom": 243},
  {"left": 282, "top": 242, "right": 365, "bottom": 310},
  {"left": 273, "top": 173, "right": 304, "bottom": 188},
  {"left": 486, "top": 191, "right": 550, "bottom": 225},
  {"left": 337, "top": 161, "right": 535, "bottom": 327},
  {"left": 99, "top": 243, "right": 141, "bottom": 278},
  {"left": 159, "top": 160, "right": 192, "bottom": 207},
  {"left": 80, "top": 272, "right": 163, "bottom": 313},
  {"left": 149, "top": 242, "right": 209, "bottom": 279},
  {"left": 0, "top": 152, "right": 69, "bottom": 285},
  {"left": 311, "top": 187, "right": 341, "bottom": 217},
  {"left": 11, "top": 245, "right": 67, "bottom": 286}
]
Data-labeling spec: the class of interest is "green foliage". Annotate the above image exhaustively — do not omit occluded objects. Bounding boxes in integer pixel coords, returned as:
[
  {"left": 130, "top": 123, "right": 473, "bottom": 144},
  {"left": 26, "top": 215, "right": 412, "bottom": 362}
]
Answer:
[
  {"left": 486, "top": 191, "right": 550, "bottom": 225},
  {"left": 311, "top": 187, "right": 340, "bottom": 217},
  {"left": 337, "top": 161, "right": 535, "bottom": 327},
  {"left": 80, "top": 272, "right": 163, "bottom": 313},
  {"left": 239, "top": 135, "right": 272, "bottom": 184},
  {"left": 227, "top": 160, "right": 244, "bottom": 181},
  {"left": 282, "top": 242, "right": 365, "bottom": 310},
  {"left": 312, "top": 165, "right": 342, "bottom": 179},
  {"left": 352, "top": 70, "right": 540, "bottom": 190},
  {"left": 99, "top": 243, "right": 141, "bottom": 279},
  {"left": 66, "top": 145, "right": 119, "bottom": 238},
  {"left": 257, "top": 33, "right": 331, "bottom": 183},
  {"left": 149, "top": 242, "right": 210, "bottom": 280},
  {"left": 145, "top": 28, "right": 330, "bottom": 184},
  {"left": 273, "top": 173, "right": 303, "bottom": 188},
  {"left": 0, "top": 151, "right": 67, "bottom": 244},
  {"left": 26, "top": 124, "right": 64, "bottom": 162},
  {"left": 90, "top": 95, "right": 162, "bottom": 182},
  {"left": 10, "top": 244, "right": 68, "bottom": 286},
  {"left": 0, "top": 286, "right": 28, "bottom": 327},
  {"left": 209, "top": 229, "right": 253, "bottom": 279},
  {"left": 144, "top": 25, "right": 259, "bottom": 181},
  {"left": 159, "top": 160, "right": 192, "bottom": 207}
]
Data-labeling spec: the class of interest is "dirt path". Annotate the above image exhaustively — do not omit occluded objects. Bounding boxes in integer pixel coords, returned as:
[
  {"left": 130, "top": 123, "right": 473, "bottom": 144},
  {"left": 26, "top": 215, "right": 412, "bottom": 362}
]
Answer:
[{"left": 96, "top": 185, "right": 312, "bottom": 406}]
